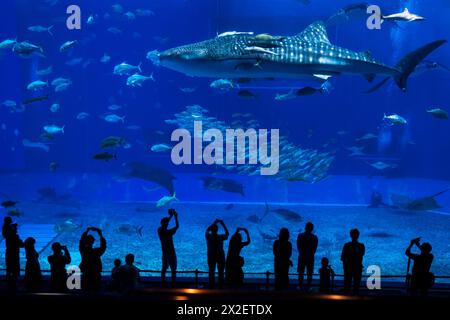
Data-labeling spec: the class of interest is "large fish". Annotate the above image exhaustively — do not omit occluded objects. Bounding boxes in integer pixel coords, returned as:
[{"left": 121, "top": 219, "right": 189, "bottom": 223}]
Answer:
[
  {"left": 201, "top": 176, "right": 245, "bottom": 196},
  {"left": 124, "top": 162, "right": 176, "bottom": 195},
  {"left": 156, "top": 21, "right": 445, "bottom": 92}
]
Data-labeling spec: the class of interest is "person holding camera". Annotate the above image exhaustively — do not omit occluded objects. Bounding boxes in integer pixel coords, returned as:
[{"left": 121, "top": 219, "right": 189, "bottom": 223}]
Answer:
[
  {"left": 79, "top": 227, "right": 107, "bottom": 291},
  {"left": 226, "top": 227, "right": 251, "bottom": 288},
  {"left": 158, "top": 208, "right": 179, "bottom": 285},
  {"left": 48, "top": 242, "right": 72, "bottom": 292},
  {"left": 205, "top": 219, "right": 229, "bottom": 289},
  {"left": 406, "top": 237, "right": 434, "bottom": 295}
]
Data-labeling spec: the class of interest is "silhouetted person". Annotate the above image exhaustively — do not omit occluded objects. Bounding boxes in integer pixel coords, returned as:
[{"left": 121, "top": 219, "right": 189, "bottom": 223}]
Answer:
[
  {"left": 341, "top": 228, "right": 365, "bottom": 293},
  {"left": 319, "top": 257, "right": 335, "bottom": 292},
  {"left": 108, "top": 259, "right": 122, "bottom": 291},
  {"left": 297, "top": 222, "right": 318, "bottom": 289},
  {"left": 48, "top": 242, "right": 72, "bottom": 292},
  {"left": 2, "top": 216, "right": 12, "bottom": 239},
  {"left": 226, "top": 228, "right": 251, "bottom": 288},
  {"left": 406, "top": 237, "right": 434, "bottom": 295},
  {"left": 79, "top": 227, "right": 107, "bottom": 291},
  {"left": 273, "top": 228, "right": 293, "bottom": 290},
  {"left": 206, "top": 219, "right": 229, "bottom": 289},
  {"left": 115, "top": 253, "right": 140, "bottom": 295},
  {"left": 24, "top": 237, "right": 42, "bottom": 291},
  {"left": 5, "top": 223, "right": 24, "bottom": 292},
  {"left": 158, "top": 208, "right": 179, "bottom": 285}
]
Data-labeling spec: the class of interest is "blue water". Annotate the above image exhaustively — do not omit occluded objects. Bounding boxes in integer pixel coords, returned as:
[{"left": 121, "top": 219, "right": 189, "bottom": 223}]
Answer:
[{"left": 1, "top": 1, "right": 450, "bottom": 280}]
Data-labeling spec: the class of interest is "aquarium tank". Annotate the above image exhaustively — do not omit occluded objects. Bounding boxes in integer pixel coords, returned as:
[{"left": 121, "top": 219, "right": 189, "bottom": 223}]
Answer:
[{"left": 0, "top": 0, "right": 449, "bottom": 282}]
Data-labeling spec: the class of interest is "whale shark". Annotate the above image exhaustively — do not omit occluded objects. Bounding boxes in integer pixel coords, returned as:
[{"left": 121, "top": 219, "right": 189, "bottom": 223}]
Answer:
[{"left": 157, "top": 21, "right": 446, "bottom": 91}]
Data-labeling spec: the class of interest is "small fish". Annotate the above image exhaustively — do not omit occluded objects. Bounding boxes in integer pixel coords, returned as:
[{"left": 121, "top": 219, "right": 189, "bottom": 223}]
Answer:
[
  {"left": 108, "top": 104, "right": 123, "bottom": 111},
  {"left": 151, "top": 143, "right": 171, "bottom": 153},
  {"left": 368, "top": 161, "right": 398, "bottom": 170},
  {"left": 113, "top": 62, "right": 142, "bottom": 76},
  {"left": 101, "top": 136, "right": 126, "bottom": 149},
  {"left": 54, "top": 219, "right": 82, "bottom": 233},
  {"left": 50, "top": 103, "right": 60, "bottom": 112},
  {"left": 60, "top": 40, "right": 78, "bottom": 52},
  {"left": 1, "top": 200, "right": 18, "bottom": 209},
  {"left": 103, "top": 114, "right": 125, "bottom": 123},
  {"left": 86, "top": 14, "right": 96, "bottom": 25},
  {"left": 126, "top": 125, "right": 141, "bottom": 130},
  {"left": 100, "top": 53, "right": 111, "bottom": 63},
  {"left": 44, "top": 125, "right": 64, "bottom": 135},
  {"left": 135, "top": 9, "right": 155, "bottom": 17},
  {"left": 146, "top": 50, "right": 160, "bottom": 65},
  {"left": 93, "top": 152, "right": 117, "bottom": 161},
  {"left": 55, "top": 82, "right": 72, "bottom": 92},
  {"left": 22, "top": 139, "right": 49, "bottom": 152},
  {"left": 49, "top": 161, "right": 59, "bottom": 172},
  {"left": 356, "top": 133, "right": 378, "bottom": 141},
  {"left": 107, "top": 27, "right": 123, "bottom": 35},
  {"left": 124, "top": 11, "right": 136, "bottom": 20},
  {"left": 2, "top": 100, "right": 17, "bottom": 108},
  {"left": 383, "top": 113, "right": 407, "bottom": 125},
  {"left": 275, "top": 90, "right": 296, "bottom": 101},
  {"left": 28, "top": 25, "right": 53, "bottom": 35},
  {"left": 237, "top": 90, "right": 256, "bottom": 98},
  {"left": 27, "top": 80, "right": 48, "bottom": 91},
  {"left": 111, "top": 4, "right": 124, "bottom": 13},
  {"left": 427, "top": 108, "right": 448, "bottom": 120},
  {"left": 126, "top": 73, "right": 154, "bottom": 87},
  {"left": 244, "top": 46, "right": 278, "bottom": 55},
  {"left": 382, "top": 8, "right": 425, "bottom": 22},
  {"left": 0, "top": 38, "right": 17, "bottom": 50},
  {"left": 297, "top": 81, "right": 331, "bottom": 96},
  {"left": 217, "top": 31, "right": 254, "bottom": 37},
  {"left": 36, "top": 65, "right": 53, "bottom": 76},
  {"left": 76, "top": 112, "right": 90, "bottom": 120},
  {"left": 65, "top": 57, "right": 83, "bottom": 66},
  {"left": 51, "top": 77, "right": 71, "bottom": 87},
  {"left": 156, "top": 192, "right": 178, "bottom": 208},
  {"left": 210, "top": 79, "right": 234, "bottom": 91},
  {"left": 12, "top": 41, "right": 43, "bottom": 57},
  {"left": 116, "top": 224, "right": 143, "bottom": 237},
  {"left": 179, "top": 87, "right": 197, "bottom": 93},
  {"left": 22, "top": 95, "right": 48, "bottom": 105}
]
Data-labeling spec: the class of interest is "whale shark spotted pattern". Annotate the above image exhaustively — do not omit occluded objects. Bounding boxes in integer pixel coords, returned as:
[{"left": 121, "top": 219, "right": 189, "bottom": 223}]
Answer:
[{"left": 158, "top": 21, "right": 446, "bottom": 91}]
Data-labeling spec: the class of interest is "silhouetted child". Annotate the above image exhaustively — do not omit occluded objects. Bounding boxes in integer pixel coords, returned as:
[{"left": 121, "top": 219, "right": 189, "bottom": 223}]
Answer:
[
  {"left": 48, "top": 242, "right": 71, "bottom": 292},
  {"left": 24, "top": 237, "right": 42, "bottom": 291},
  {"left": 116, "top": 254, "right": 140, "bottom": 295},
  {"left": 319, "top": 257, "right": 335, "bottom": 292},
  {"left": 273, "top": 228, "right": 293, "bottom": 290},
  {"left": 108, "top": 259, "right": 122, "bottom": 291}
]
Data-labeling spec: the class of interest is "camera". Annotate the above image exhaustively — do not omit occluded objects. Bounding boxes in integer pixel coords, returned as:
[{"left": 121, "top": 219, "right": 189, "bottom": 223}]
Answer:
[{"left": 168, "top": 208, "right": 175, "bottom": 216}]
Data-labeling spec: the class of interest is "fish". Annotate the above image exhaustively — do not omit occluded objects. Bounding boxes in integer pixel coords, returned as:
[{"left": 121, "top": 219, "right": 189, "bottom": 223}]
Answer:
[
  {"left": 383, "top": 113, "right": 407, "bottom": 125},
  {"left": 179, "top": 87, "right": 197, "bottom": 93},
  {"left": 347, "top": 146, "right": 365, "bottom": 157},
  {"left": 382, "top": 8, "right": 425, "bottom": 22},
  {"left": 275, "top": 90, "right": 296, "bottom": 101},
  {"left": 54, "top": 82, "right": 72, "bottom": 92},
  {"left": 87, "top": 14, "right": 96, "bottom": 25},
  {"left": 2, "top": 100, "right": 17, "bottom": 108},
  {"left": 264, "top": 203, "right": 302, "bottom": 222},
  {"left": 59, "top": 40, "right": 78, "bottom": 52},
  {"left": 146, "top": 50, "right": 160, "bottom": 64},
  {"left": 135, "top": 9, "right": 155, "bottom": 17},
  {"left": 356, "top": 133, "right": 378, "bottom": 141},
  {"left": 51, "top": 77, "right": 71, "bottom": 87},
  {"left": 116, "top": 224, "right": 143, "bottom": 237},
  {"left": 103, "top": 114, "right": 125, "bottom": 123},
  {"left": 100, "top": 53, "right": 111, "bottom": 63},
  {"left": 108, "top": 104, "right": 123, "bottom": 111},
  {"left": 65, "top": 57, "right": 83, "bottom": 66},
  {"left": 246, "top": 214, "right": 261, "bottom": 223},
  {"left": 1, "top": 200, "right": 18, "bottom": 209},
  {"left": 36, "top": 65, "right": 53, "bottom": 76},
  {"left": 50, "top": 103, "right": 60, "bottom": 113},
  {"left": 237, "top": 90, "right": 256, "bottom": 98},
  {"left": 427, "top": 108, "right": 448, "bottom": 120},
  {"left": 126, "top": 74, "right": 154, "bottom": 87},
  {"left": 27, "top": 80, "right": 48, "bottom": 91},
  {"left": 107, "top": 27, "right": 123, "bottom": 35},
  {"left": 22, "top": 94, "right": 48, "bottom": 105},
  {"left": 123, "top": 162, "right": 176, "bottom": 194},
  {"left": 157, "top": 21, "right": 446, "bottom": 92},
  {"left": 150, "top": 143, "right": 171, "bottom": 152},
  {"left": 76, "top": 112, "right": 90, "bottom": 120},
  {"left": 28, "top": 25, "right": 54, "bottom": 35},
  {"left": 368, "top": 232, "right": 396, "bottom": 239},
  {"left": 44, "top": 125, "right": 64, "bottom": 135},
  {"left": 22, "top": 139, "right": 49, "bottom": 152},
  {"left": 218, "top": 31, "right": 254, "bottom": 37},
  {"left": 0, "top": 38, "right": 17, "bottom": 50},
  {"left": 113, "top": 62, "right": 142, "bottom": 76},
  {"left": 210, "top": 79, "right": 234, "bottom": 91},
  {"left": 93, "top": 152, "right": 117, "bottom": 161},
  {"left": 156, "top": 192, "right": 178, "bottom": 208},
  {"left": 54, "top": 219, "right": 82, "bottom": 233},
  {"left": 111, "top": 4, "right": 123, "bottom": 13},
  {"left": 124, "top": 11, "right": 136, "bottom": 20},
  {"left": 49, "top": 161, "right": 59, "bottom": 172},
  {"left": 200, "top": 176, "right": 245, "bottom": 196},
  {"left": 391, "top": 189, "right": 449, "bottom": 211},
  {"left": 101, "top": 136, "right": 126, "bottom": 149},
  {"left": 368, "top": 161, "right": 397, "bottom": 170},
  {"left": 12, "top": 41, "right": 43, "bottom": 57},
  {"left": 297, "top": 81, "right": 332, "bottom": 96}
]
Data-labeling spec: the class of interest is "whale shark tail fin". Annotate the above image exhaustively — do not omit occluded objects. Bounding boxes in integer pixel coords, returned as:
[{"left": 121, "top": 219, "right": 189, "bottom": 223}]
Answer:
[{"left": 393, "top": 40, "right": 446, "bottom": 92}]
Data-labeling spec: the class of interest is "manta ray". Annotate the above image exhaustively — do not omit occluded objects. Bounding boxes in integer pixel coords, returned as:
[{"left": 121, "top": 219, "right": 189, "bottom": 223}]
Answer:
[{"left": 156, "top": 21, "right": 446, "bottom": 92}]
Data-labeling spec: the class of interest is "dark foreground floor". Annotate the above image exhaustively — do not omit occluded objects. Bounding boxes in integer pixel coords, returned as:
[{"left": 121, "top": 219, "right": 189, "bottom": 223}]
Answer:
[{"left": 1, "top": 281, "right": 449, "bottom": 319}]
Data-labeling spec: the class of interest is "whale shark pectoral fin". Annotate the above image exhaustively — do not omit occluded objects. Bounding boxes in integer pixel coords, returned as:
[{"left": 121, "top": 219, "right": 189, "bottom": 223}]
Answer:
[
  {"left": 313, "top": 74, "right": 335, "bottom": 81},
  {"left": 296, "top": 21, "right": 331, "bottom": 44}
]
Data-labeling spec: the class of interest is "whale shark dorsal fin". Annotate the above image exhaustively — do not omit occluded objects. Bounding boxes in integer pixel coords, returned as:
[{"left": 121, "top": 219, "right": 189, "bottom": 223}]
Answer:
[{"left": 296, "top": 21, "right": 331, "bottom": 44}]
